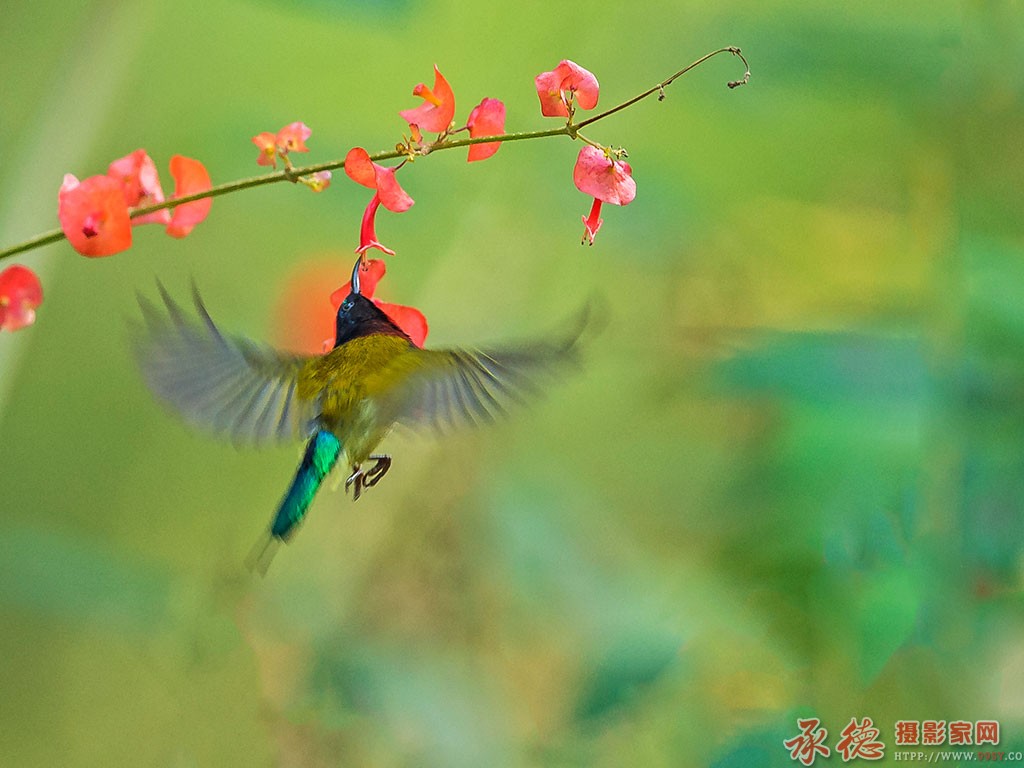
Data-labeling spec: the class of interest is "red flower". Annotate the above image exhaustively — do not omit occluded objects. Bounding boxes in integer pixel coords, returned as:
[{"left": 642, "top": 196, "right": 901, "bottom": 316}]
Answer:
[
  {"left": 572, "top": 145, "right": 635, "bottom": 245},
  {"left": 58, "top": 174, "right": 132, "bottom": 257},
  {"left": 166, "top": 155, "right": 212, "bottom": 238},
  {"left": 466, "top": 98, "right": 506, "bottom": 162},
  {"left": 535, "top": 60, "right": 599, "bottom": 117},
  {"left": 107, "top": 149, "right": 170, "bottom": 225},
  {"left": 399, "top": 65, "right": 456, "bottom": 134},
  {"left": 330, "top": 258, "right": 428, "bottom": 347},
  {"left": 0, "top": 265, "right": 43, "bottom": 331}
]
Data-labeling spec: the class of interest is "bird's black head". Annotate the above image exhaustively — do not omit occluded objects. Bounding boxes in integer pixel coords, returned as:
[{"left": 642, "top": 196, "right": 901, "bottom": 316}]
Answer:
[{"left": 332, "top": 258, "right": 411, "bottom": 348}]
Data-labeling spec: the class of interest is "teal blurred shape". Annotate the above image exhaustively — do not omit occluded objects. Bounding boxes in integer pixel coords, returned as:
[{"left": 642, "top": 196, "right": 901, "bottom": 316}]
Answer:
[
  {"left": 727, "top": 9, "right": 957, "bottom": 99},
  {"left": 253, "top": 0, "right": 409, "bottom": 17},
  {"left": 573, "top": 632, "right": 682, "bottom": 723},
  {"left": 853, "top": 565, "right": 920, "bottom": 683},
  {"left": 711, "top": 737, "right": 789, "bottom": 768},
  {"left": 713, "top": 331, "right": 928, "bottom": 407},
  {"left": 0, "top": 525, "right": 172, "bottom": 631},
  {"left": 307, "top": 640, "right": 516, "bottom": 768}
]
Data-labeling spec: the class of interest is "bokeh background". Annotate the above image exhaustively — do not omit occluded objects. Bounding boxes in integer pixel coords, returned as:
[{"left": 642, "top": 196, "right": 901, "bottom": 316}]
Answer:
[{"left": 2, "top": 1, "right": 1023, "bottom": 766}]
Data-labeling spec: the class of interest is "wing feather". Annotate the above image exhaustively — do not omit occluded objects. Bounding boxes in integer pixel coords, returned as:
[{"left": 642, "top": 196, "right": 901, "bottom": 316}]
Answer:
[
  {"left": 134, "top": 284, "right": 318, "bottom": 444},
  {"left": 378, "top": 305, "right": 592, "bottom": 434}
]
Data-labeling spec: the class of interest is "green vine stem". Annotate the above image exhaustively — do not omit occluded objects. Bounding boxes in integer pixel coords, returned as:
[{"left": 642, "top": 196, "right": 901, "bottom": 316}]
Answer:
[{"left": 0, "top": 47, "right": 748, "bottom": 262}]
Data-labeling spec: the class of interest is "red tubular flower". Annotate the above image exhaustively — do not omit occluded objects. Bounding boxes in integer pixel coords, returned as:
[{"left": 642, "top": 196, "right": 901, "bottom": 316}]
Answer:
[
  {"left": 166, "top": 155, "right": 212, "bottom": 238},
  {"left": 329, "top": 258, "right": 428, "bottom": 347},
  {"left": 58, "top": 174, "right": 132, "bottom": 257},
  {"left": 356, "top": 194, "right": 395, "bottom": 256},
  {"left": 581, "top": 199, "right": 603, "bottom": 246},
  {"left": 535, "top": 60, "right": 600, "bottom": 117},
  {"left": 399, "top": 65, "right": 456, "bottom": 134},
  {"left": 466, "top": 98, "right": 506, "bottom": 162},
  {"left": 0, "top": 265, "right": 43, "bottom": 331},
  {"left": 107, "top": 149, "right": 171, "bottom": 225},
  {"left": 572, "top": 145, "right": 635, "bottom": 244}
]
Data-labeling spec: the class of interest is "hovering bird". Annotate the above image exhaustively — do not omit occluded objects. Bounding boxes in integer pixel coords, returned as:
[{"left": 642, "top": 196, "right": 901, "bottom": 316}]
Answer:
[{"left": 135, "top": 256, "right": 589, "bottom": 571}]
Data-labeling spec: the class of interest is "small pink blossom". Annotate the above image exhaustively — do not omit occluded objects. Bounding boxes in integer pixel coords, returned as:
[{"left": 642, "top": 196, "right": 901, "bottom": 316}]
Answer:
[
  {"left": 276, "top": 121, "right": 312, "bottom": 154},
  {"left": 0, "top": 265, "right": 43, "bottom": 331},
  {"left": 252, "top": 122, "right": 313, "bottom": 167},
  {"left": 252, "top": 132, "right": 278, "bottom": 166},
  {"left": 107, "top": 149, "right": 171, "bottom": 225},
  {"left": 535, "top": 60, "right": 599, "bottom": 117}
]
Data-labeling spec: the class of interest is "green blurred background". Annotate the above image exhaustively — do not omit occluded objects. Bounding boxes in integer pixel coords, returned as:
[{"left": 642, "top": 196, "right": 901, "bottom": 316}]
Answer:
[{"left": 2, "top": 1, "right": 1023, "bottom": 765}]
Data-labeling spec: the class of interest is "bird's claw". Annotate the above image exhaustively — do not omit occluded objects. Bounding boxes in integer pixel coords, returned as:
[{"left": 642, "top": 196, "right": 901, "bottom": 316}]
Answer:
[{"left": 345, "top": 455, "right": 392, "bottom": 501}]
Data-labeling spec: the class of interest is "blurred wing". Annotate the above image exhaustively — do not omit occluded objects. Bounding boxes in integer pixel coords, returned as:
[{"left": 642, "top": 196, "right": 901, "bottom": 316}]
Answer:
[
  {"left": 380, "top": 305, "right": 593, "bottom": 433},
  {"left": 134, "top": 283, "right": 319, "bottom": 444}
]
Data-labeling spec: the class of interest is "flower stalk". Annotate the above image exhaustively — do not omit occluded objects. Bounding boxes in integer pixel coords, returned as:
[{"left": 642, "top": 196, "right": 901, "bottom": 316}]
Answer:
[{"left": 0, "top": 47, "right": 748, "bottom": 263}]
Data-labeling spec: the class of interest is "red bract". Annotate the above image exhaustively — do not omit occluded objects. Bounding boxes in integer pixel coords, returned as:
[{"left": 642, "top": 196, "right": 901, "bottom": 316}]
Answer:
[
  {"left": 399, "top": 65, "right": 456, "bottom": 134},
  {"left": 107, "top": 149, "right": 170, "bottom": 225},
  {"left": 166, "top": 155, "right": 212, "bottom": 238},
  {"left": 375, "top": 301, "right": 428, "bottom": 348},
  {"left": 58, "top": 174, "right": 132, "bottom": 257},
  {"left": 573, "top": 146, "right": 636, "bottom": 204},
  {"left": 535, "top": 60, "right": 599, "bottom": 117},
  {"left": 344, "top": 148, "right": 413, "bottom": 213},
  {"left": 329, "top": 258, "right": 428, "bottom": 347},
  {"left": 0, "top": 265, "right": 43, "bottom": 332},
  {"left": 466, "top": 98, "right": 506, "bottom": 162}
]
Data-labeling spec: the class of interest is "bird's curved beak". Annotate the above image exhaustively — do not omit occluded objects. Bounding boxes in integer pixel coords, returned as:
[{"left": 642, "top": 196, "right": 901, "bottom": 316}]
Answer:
[{"left": 351, "top": 256, "right": 362, "bottom": 296}]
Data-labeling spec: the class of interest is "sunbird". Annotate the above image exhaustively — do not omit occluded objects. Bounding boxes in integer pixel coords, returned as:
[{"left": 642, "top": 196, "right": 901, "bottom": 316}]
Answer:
[{"left": 135, "top": 256, "right": 589, "bottom": 570}]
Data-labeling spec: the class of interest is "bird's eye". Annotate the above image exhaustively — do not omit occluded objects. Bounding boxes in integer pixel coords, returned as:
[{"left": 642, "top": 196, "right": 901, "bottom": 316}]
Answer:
[{"left": 342, "top": 300, "right": 354, "bottom": 311}]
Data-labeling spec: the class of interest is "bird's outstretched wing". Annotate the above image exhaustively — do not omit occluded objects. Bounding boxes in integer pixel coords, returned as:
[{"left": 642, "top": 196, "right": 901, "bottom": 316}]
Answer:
[
  {"left": 133, "top": 283, "right": 319, "bottom": 444},
  {"left": 377, "top": 303, "right": 596, "bottom": 434}
]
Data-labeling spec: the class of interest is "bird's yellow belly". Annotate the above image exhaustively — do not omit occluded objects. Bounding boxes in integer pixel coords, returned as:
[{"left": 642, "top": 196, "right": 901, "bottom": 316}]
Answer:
[{"left": 298, "top": 335, "right": 416, "bottom": 467}]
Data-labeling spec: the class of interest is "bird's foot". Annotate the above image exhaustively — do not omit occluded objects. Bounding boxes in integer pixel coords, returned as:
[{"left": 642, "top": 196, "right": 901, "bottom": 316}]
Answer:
[{"left": 345, "top": 455, "right": 392, "bottom": 501}]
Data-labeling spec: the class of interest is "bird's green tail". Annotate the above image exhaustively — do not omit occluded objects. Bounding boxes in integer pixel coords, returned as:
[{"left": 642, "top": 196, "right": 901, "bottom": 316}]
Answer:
[{"left": 249, "top": 429, "right": 342, "bottom": 574}]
